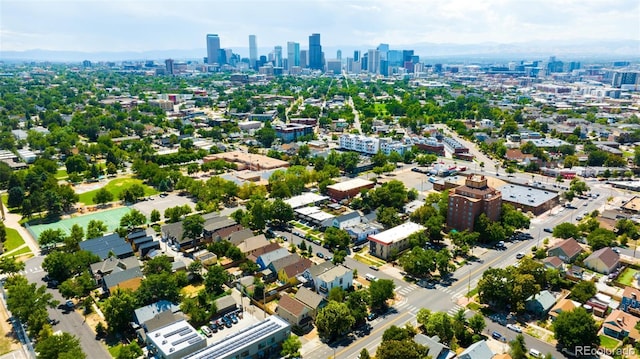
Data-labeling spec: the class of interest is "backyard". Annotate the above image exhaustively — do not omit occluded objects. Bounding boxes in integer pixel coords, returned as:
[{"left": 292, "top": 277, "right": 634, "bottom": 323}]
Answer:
[{"left": 618, "top": 267, "right": 638, "bottom": 287}]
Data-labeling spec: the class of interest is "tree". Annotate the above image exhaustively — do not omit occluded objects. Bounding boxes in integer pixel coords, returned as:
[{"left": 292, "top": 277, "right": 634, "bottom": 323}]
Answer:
[
  {"left": 143, "top": 255, "right": 173, "bottom": 275},
  {"left": 93, "top": 188, "right": 113, "bottom": 206},
  {"left": 423, "top": 311, "right": 454, "bottom": 344},
  {"left": 369, "top": 279, "right": 395, "bottom": 311},
  {"left": 65, "top": 224, "right": 84, "bottom": 251},
  {"left": 204, "top": 265, "right": 230, "bottom": 295},
  {"left": 86, "top": 219, "right": 107, "bottom": 239},
  {"left": 182, "top": 214, "right": 204, "bottom": 241},
  {"left": 324, "top": 227, "right": 351, "bottom": 249},
  {"left": 0, "top": 256, "right": 25, "bottom": 276},
  {"left": 119, "top": 209, "right": 146, "bottom": 228},
  {"left": 0, "top": 223, "right": 6, "bottom": 244},
  {"left": 4, "top": 275, "right": 58, "bottom": 338},
  {"left": 102, "top": 289, "right": 138, "bottom": 334},
  {"left": 35, "top": 332, "right": 86, "bottom": 359},
  {"left": 7, "top": 186, "right": 25, "bottom": 208},
  {"left": 509, "top": 334, "right": 528, "bottom": 359},
  {"left": 269, "top": 199, "right": 294, "bottom": 228},
  {"left": 468, "top": 312, "right": 486, "bottom": 334},
  {"left": 59, "top": 271, "right": 95, "bottom": 299},
  {"left": 359, "top": 348, "right": 371, "bottom": 359},
  {"left": 570, "top": 280, "right": 597, "bottom": 303},
  {"left": 150, "top": 209, "right": 161, "bottom": 223},
  {"left": 39, "top": 228, "right": 65, "bottom": 247},
  {"left": 569, "top": 178, "right": 589, "bottom": 195},
  {"left": 587, "top": 228, "right": 616, "bottom": 250},
  {"left": 255, "top": 125, "right": 277, "bottom": 147},
  {"left": 280, "top": 334, "right": 302, "bottom": 358},
  {"left": 187, "top": 260, "right": 203, "bottom": 280},
  {"left": 436, "top": 249, "right": 453, "bottom": 277},
  {"left": 553, "top": 222, "right": 580, "bottom": 239},
  {"left": 376, "top": 339, "right": 430, "bottom": 359},
  {"left": 553, "top": 307, "right": 599, "bottom": 354},
  {"left": 315, "top": 301, "right": 355, "bottom": 341},
  {"left": 136, "top": 272, "right": 181, "bottom": 305},
  {"left": 377, "top": 206, "right": 403, "bottom": 229},
  {"left": 65, "top": 154, "right": 88, "bottom": 174},
  {"left": 116, "top": 342, "right": 143, "bottom": 359}
]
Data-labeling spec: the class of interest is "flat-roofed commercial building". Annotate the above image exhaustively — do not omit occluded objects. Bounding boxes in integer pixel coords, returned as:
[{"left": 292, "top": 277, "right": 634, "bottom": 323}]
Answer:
[
  {"left": 447, "top": 174, "right": 502, "bottom": 231},
  {"left": 146, "top": 319, "right": 206, "bottom": 359},
  {"left": 368, "top": 222, "right": 425, "bottom": 260},
  {"left": 326, "top": 178, "right": 375, "bottom": 201},
  {"left": 499, "top": 184, "right": 559, "bottom": 215},
  {"left": 184, "top": 316, "right": 291, "bottom": 359}
]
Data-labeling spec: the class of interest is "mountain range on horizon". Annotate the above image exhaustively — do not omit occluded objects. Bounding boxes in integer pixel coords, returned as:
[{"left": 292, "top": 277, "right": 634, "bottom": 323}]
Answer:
[{"left": 1, "top": 39, "right": 639, "bottom": 63}]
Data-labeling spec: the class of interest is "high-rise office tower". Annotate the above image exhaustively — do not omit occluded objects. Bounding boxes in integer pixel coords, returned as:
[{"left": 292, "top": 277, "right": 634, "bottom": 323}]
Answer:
[
  {"left": 300, "top": 50, "right": 308, "bottom": 69},
  {"left": 367, "top": 49, "right": 379, "bottom": 74},
  {"left": 308, "top": 33, "right": 323, "bottom": 70},
  {"left": 353, "top": 50, "right": 360, "bottom": 62},
  {"left": 165, "top": 59, "right": 174, "bottom": 75},
  {"left": 274, "top": 46, "right": 283, "bottom": 67},
  {"left": 336, "top": 50, "right": 342, "bottom": 60},
  {"left": 249, "top": 35, "right": 258, "bottom": 69},
  {"left": 206, "top": 34, "right": 221, "bottom": 65},
  {"left": 287, "top": 42, "right": 300, "bottom": 70},
  {"left": 377, "top": 43, "right": 389, "bottom": 60}
]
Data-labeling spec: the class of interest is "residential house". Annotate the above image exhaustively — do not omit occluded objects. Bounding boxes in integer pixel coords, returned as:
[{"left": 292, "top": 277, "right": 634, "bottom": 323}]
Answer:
[
  {"left": 275, "top": 294, "right": 313, "bottom": 329},
  {"left": 525, "top": 290, "right": 557, "bottom": 316},
  {"left": 236, "top": 234, "right": 270, "bottom": 254},
  {"left": 269, "top": 254, "right": 303, "bottom": 282},
  {"left": 214, "top": 295, "right": 238, "bottom": 317},
  {"left": 277, "top": 257, "right": 313, "bottom": 284},
  {"left": 547, "top": 238, "right": 583, "bottom": 263},
  {"left": 134, "top": 300, "right": 182, "bottom": 329},
  {"left": 256, "top": 248, "right": 290, "bottom": 270},
  {"left": 458, "top": 340, "right": 494, "bottom": 359},
  {"left": 584, "top": 247, "right": 620, "bottom": 274},
  {"left": 306, "top": 263, "right": 353, "bottom": 295},
  {"left": 79, "top": 233, "right": 134, "bottom": 260},
  {"left": 161, "top": 213, "right": 223, "bottom": 251},
  {"left": 227, "top": 229, "right": 255, "bottom": 246},
  {"left": 620, "top": 286, "right": 640, "bottom": 316},
  {"left": 542, "top": 256, "right": 564, "bottom": 271},
  {"left": 602, "top": 310, "right": 640, "bottom": 342},
  {"left": 89, "top": 256, "right": 140, "bottom": 285},
  {"left": 413, "top": 334, "right": 454, "bottom": 359},
  {"left": 548, "top": 299, "right": 579, "bottom": 321},
  {"left": 247, "top": 243, "right": 282, "bottom": 263},
  {"left": 203, "top": 217, "right": 243, "bottom": 241},
  {"left": 294, "top": 287, "right": 326, "bottom": 318},
  {"left": 102, "top": 267, "right": 143, "bottom": 295},
  {"left": 327, "top": 211, "right": 361, "bottom": 229}
]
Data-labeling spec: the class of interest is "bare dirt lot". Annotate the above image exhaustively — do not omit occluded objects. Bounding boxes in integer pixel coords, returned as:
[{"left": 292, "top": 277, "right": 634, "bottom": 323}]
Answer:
[{"left": 131, "top": 193, "right": 197, "bottom": 218}]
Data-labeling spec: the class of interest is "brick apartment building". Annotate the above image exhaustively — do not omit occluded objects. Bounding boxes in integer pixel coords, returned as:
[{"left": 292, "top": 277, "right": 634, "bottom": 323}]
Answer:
[{"left": 447, "top": 174, "right": 502, "bottom": 231}]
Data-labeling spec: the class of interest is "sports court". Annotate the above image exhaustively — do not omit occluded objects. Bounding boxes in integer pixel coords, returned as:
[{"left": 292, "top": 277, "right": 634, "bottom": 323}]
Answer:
[{"left": 27, "top": 207, "right": 132, "bottom": 241}]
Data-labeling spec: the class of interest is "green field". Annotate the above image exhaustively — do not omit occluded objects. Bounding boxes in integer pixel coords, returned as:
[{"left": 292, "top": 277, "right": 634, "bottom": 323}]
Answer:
[
  {"left": 28, "top": 207, "right": 132, "bottom": 240},
  {"left": 599, "top": 335, "right": 620, "bottom": 350},
  {"left": 78, "top": 177, "right": 158, "bottom": 205},
  {"left": 617, "top": 268, "right": 638, "bottom": 286},
  {"left": 3, "top": 227, "right": 25, "bottom": 252},
  {"left": 374, "top": 103, "right": 389, "bottom": 116},
  {"left": 55, "top": 169, "right": 69, "bottom": 180}
]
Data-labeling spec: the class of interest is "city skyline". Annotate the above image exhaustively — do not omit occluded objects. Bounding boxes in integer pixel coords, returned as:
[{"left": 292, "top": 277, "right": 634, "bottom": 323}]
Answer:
[{"left": 1, "top": 0, "right": 638, "bottom": 57}]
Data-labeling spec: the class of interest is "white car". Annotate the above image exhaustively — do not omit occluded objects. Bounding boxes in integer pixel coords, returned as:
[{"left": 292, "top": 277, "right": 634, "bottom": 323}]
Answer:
[
  {"left": 516, "top": 252, "right": 525, "bottom": 260},
  {"left": 506, "top": 323, "right": 522, "bottom": 333}
]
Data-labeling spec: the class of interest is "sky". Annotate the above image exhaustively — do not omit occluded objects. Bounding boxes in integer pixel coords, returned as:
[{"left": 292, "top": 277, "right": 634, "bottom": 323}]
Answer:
[{"left": 1, "top": 0, "right": 639, "bottom": 55}]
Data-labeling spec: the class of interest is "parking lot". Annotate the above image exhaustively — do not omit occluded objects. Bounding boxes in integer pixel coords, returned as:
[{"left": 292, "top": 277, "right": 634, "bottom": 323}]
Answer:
[
  {"left": 201, "top": 309, "right": 261, "bottom": 344},
  {"left": 132, "top": 192, "right": 197, "bottom": 218}
]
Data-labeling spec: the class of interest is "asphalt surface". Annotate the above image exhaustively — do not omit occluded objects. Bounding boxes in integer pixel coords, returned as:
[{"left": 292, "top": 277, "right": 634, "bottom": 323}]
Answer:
[{"left": 20, "top": 256, "right": 112, "bottom": 359}]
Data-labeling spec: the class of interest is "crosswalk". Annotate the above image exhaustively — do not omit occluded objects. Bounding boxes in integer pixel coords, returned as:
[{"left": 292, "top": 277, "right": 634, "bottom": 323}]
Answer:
[
  {"left": 395, "top": 300, "right": 421, "bottom": 316},
  {"left": 395, "top": 284, "right": 419, "bottom": 296},
  {"left": 18, "top": 266, "right": 43, "bottom": 275},
  {"left": 447, "top": 303, "right": 467, "bottom": 316}
]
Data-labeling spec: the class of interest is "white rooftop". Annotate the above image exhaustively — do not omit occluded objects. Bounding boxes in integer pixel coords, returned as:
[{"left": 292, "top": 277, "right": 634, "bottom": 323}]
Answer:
[
  {"left": 147, "top": 319, "right": 205, "bottom": 357},
  {"left": 327, "top": 178, "right": 374, "bottom": 192},
  {"left": 284, "top": 192, "right": 329, "bottom": 209},
  {"left": 368, "top": 222, "right": 425, "bottom": 245}
]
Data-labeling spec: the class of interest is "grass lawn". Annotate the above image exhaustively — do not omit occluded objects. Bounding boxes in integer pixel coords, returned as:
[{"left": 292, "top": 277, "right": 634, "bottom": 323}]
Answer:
[
  {"left": 108, "top": 343, "right": 123, "bottom": 358},
  {"left": 374, "top": 103, "right": 388, "bottom": 116},
  {"left": 467, "top": 302, "right": 481, "bottom": 311},
  {"left": 8, "top": 246, "right": 32, "bottom": 257},
  {"left": 78, "top": 177, "right": 158, "bottom": 205},
  {"left": 3, "top": 227, "right": 24, "bottom": 252},
  {"left": 55, "top": 169, "right": 68, "bottom": 180},
  {"left": 599, "top": 335, "right": 620, "bottom": 350},
  {"left": 618, "top": 268, "right": 638, "bottom": 286}
]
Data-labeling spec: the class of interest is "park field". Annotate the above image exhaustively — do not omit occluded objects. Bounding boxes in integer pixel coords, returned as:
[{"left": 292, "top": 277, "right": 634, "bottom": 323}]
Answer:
[{"left": 78, "top": 178, "right": 158, "bottom": 205}]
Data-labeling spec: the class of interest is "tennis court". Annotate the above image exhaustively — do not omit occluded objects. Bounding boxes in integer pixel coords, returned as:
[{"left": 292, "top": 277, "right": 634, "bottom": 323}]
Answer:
[{"left": 28, "top": 207, "right": 132, "bottom": 240}]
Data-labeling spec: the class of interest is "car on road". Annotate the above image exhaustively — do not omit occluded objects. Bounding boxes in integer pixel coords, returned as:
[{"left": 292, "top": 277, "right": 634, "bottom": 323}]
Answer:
[
  {"left": 543, "top": 228, "right": 553, "bottom": 233},
  {"left": 506, "top": 324, "right": 522, "bottom": 333},
  {"left": 200, "top": 325, "right": 213, "bottom": 337},
  {"left": 491, "top": 331, "right": 503, "bottom": 340},
  {"left": 529, "top": 348, "right": 541, "bottom": 357},
  {"left": 316, "top": 252, "right": 324, "bottom": 259},
  {"left": 495, "top": 241, "right": 506, "bottom": 249},
  {"left": 159, "top": 193, "right": 169, "bottom": 198},
  {"left": 613, "top": 247, "right": 620, "bottom": 254},
  {"left": 325, "top": 256, "right": 332, "bottom": 261},
  {"left": 516, "top": 252, "right": 525, "bottom": 259},
  {"left": 369, "top": 265, "right": 379, "bottom": 271},
  {"left": 65, "top": 300, "right": 74, "bottom": 310},
  {"left": 367, "top": 312, "right": 378, "bottom": 321}
]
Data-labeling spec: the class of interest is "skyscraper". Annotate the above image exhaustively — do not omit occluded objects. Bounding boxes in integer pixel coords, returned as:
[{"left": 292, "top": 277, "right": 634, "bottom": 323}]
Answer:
[
  {"left": 300, "top": 50, "right": 308, "bottom": 69},
  {"left": 274, "top": 46, "right": 283, "bottom": 67},
  {"left": 353, "top": 50, "right": 360, "bottom": 62},
  {"left": 206, "top": 34, "right": 221, "bottom": 65},
  {"left": 165, "top": 59, "right": 174, "bottom": 75},
  {"left": 308, "top": 33, "right": 323, "bottom": 70},
  {"left": 249, "top": 35, "right": 258, "bottom": 69},
  {"left": 367, "top": 49, "right": 379, "bottom": 74},
  {"left": 287, "top": 42, "right": 300, "bottom": 70},
  {"left": 336, "top": 50, "right": 342, "bottom": 60}
]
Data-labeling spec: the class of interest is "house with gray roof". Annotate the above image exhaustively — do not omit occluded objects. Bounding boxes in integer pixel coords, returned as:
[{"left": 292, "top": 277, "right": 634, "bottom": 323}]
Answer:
[
  {"left": 237, "top": 234, "right": 270, "bottom": 254},
  {"left": 228, "top": 228, "right": 255, "bottom": 246},
  {"left": 102, "top": 266, "right": 143, "bottom": 295},
  {"left": 256, "top": 247, "right": 290, "bottom": 270},
  {"left": 526, "top": 290, "right": 557, "bottom": 316},
  {"left": 134, "top": 300, "right": 182, "bottom": 327},
  {"left": 269, "top": 253, "right": 303, "bottom": 274},
  {"left": 90, "top": 256, "right": 140, "bottom": 284},
  {"left": 214, "top": 295, "right": 238, "bottom": 316},
  {"left": 80, "top": 233, "right": 134, "bottom": 260},
  {"left": 413, "top": 334, "right": 454, "bottom": 359},
  {"left": 458, "top": 340, "right": 494, "bottom": 359},
  {"left": 305, "top": 263, "right": 353, "bottom": 295},
  {"left": 295, "top": 287, "right": 326, "bottom": 318}
]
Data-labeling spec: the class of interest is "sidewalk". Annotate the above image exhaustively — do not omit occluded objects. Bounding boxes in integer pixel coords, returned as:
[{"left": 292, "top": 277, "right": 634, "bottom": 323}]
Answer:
[{"left": 1, "top": 203, "right": 39, "bottom": 255}]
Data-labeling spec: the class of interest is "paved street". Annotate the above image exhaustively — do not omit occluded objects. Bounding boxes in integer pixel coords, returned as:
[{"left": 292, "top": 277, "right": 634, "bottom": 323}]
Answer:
[{"left": 20, "top": 256, "right": 111, "bottom": 359}]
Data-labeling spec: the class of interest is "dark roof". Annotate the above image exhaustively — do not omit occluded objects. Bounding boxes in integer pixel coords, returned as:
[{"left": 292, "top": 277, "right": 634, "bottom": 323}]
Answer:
[
  {"left": 79, "top": 233, "right": 133, "bottom": 260},
  {"left": 103, "top": 267, "right": 143, "bottom": 290},
  {"left": 542, "top": 256, "right": 564, "bottom": 269},
  {"left": 90, "top": 256, "right": 140, "bottom": 275},
  {"left": 277, "top": 295, "right": 307, "bottom": 317},
  {"left": 549, "top": 238, "right": 583, "bottom": 259},
  {"left": 247, "top": 242, "right": 282, "bottom": 262},
  {"left": 133, "top": 235, "right": 154, "bottom": 246},
  {"left": 295, "top": 287, "right": 325, "bottom": 310},
  {"left": 270, "top": 254, "right": 303, "bottom": 272},
  {"left": 228, "top": 229, "right": 255, "bottom": 245},
  {"left": 143, "top": 310, "right": 179, "bottom": 333},
  {"left": 335, "top": 211, "right": 360, "bottom": 223},
  {"left": 282, "top": 258, "right": 313, "bottom": 279},
  {"left": 586, "top": 247, "right": 620, "bottom": 269},
  {"left": 414, "top": 334, "right": 449, "bottom": 359},
  {"left": 139, "top": 241, "right": 161, "bottom": 255},
  {"left": 127, "top": 229, "right": 148, "bottom": 240},
  {"left": 214, "top": 295, "right": 237, "bottom": 313},
  {"left": 203, "top": 217, "right": 238, "bottom": 232}
]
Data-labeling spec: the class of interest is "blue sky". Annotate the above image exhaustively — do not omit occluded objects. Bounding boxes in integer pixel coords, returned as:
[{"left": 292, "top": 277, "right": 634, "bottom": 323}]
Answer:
[{"left": 1, "top": 0, "right": 638, "bottom": 53}]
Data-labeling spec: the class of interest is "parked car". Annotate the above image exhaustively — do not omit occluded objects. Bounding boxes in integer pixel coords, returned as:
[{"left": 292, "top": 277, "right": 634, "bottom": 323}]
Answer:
[
  {"left": 209, "top": 322, "right": 218, "bottom": 333},
  {"left": 229, "top": 314, "right": 238, "bottom": 324},
  {"left": 200, "top": 325, "right": 213, "bottom": 337},
  {"left": 316, "top": 252, "right": 324, "bottom": 259},
  {"left": 543, "top": 228, "right": 553, "bottom": 233},
  {"left": 216, "top": 319, "right": 225, "bottom": 329},
  {"left": 516, "top": 252, "right": 525, "bottom": 259},
  {"left": 367, "top": 312, "right": 378, "bottom": 321},
  {"left": 491, "top": 331, "right": 503, "bottom": 340},
  {"left": 65, "top": 300, "right": 74, "bottom": 310},
  {"left": 369, "top": 265, "right": 379, "bottom": 271},
  {"left": 223, "top": 317, "right": 232, "bottom": 328},
  {"left": 507, "top": 324, "right": 522, "bottom": 333}
]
